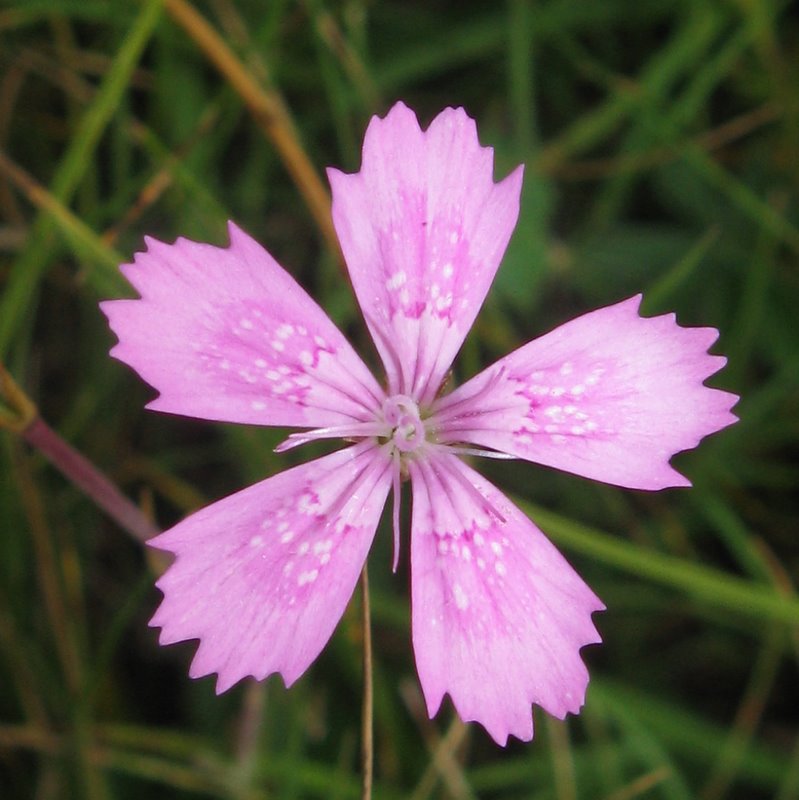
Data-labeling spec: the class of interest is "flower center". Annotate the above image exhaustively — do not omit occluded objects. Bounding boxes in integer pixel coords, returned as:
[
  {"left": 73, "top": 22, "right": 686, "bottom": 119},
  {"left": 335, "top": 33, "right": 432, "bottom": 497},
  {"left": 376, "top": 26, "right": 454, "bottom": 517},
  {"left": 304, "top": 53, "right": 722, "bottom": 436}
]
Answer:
[{"left": 382, "top": 395, "right": 426, "bottom": 453}]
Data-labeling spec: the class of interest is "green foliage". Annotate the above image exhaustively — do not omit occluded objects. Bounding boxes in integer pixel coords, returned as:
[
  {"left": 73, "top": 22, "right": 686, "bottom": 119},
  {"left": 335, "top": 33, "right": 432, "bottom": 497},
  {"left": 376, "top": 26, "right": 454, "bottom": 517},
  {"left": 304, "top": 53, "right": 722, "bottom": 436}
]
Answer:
[{"left": 1, "top": 0, "right": 797, "bottom": 797}]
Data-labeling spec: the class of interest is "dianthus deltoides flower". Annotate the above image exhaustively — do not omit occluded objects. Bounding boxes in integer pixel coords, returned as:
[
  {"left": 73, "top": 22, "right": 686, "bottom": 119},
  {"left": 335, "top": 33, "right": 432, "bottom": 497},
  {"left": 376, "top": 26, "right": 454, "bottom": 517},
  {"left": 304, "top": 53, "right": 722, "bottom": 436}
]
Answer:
[{"left": 101, "top": 102, "right": 737, "bottom": 745}]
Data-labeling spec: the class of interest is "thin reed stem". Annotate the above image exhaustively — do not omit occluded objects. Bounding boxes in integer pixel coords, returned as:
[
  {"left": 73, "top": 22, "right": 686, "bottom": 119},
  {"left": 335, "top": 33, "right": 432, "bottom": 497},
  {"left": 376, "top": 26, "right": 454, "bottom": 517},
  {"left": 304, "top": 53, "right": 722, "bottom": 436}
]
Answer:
[
  {"left": 360, "top": 564, "right": 373, "bottom": 800},
  {"left": 163, "top": 0, "right": 342, "bottom": 262}
]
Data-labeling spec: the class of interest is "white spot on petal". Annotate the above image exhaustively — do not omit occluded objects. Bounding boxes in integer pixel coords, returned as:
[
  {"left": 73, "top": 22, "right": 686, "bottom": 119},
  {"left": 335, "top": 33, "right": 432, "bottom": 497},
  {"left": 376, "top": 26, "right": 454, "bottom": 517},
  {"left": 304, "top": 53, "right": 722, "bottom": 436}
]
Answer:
[
  {"left": 298, "top": 493, "right": 319, "bottom": 513},
  {"left": 586, "top": 368, "right": 604, "bottom": 385},
  {"left": 298, "top": 569, "right": 319, "bottom": 586},
  {"left": 435, "top": 292, "right": 453, "bottom": 311},
  {"left": 386, "top": 270, "right": 407, "bottom": 290}
]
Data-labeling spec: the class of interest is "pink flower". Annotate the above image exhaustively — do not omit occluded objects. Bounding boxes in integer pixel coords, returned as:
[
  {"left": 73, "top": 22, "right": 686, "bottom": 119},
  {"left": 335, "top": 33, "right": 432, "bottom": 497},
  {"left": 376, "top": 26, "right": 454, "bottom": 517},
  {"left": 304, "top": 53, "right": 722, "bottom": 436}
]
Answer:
[{"left": 101, "top": 102, "right": 737, "bottom": 745}]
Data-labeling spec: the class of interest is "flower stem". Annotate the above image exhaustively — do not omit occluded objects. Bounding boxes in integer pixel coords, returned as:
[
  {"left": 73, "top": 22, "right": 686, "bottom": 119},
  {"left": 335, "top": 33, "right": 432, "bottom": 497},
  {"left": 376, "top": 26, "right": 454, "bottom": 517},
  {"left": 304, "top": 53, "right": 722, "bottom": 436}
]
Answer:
[
  {"left": 360, "top": 564, "right": 373, "bottom": 800},
  {"left": 22, "top": 417, "right": 159, "bottom": 544},
  {"left": 2, "top": 362, "right": 158, "bottom": 543}
]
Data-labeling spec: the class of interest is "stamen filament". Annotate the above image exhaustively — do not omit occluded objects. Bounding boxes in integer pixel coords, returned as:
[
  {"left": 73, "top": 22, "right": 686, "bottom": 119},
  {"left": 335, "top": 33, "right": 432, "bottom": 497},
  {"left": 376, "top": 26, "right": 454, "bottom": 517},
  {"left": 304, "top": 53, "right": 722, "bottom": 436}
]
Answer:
[
  {"left": 441, "top": 445, "right": 516, "bottom": 460},
  {"left": 391, "top": 449, "right": 401, "bottom": 573},
  {"left": 274, "top": 421, "right": 389, "bottom": 453}
]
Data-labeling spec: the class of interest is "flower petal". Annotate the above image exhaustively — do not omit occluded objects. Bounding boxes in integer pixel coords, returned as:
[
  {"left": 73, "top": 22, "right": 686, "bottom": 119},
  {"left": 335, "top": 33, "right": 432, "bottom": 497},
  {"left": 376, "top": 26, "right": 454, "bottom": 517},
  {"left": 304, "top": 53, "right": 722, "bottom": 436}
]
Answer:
[
  {"left": 409, "top": 451, "right": 603, "bottom": 745},
  {"left": 329, "top": 102, "right": 523, "bottom": 405},
  {"left": 149, "top": 443, "right": 392, "bottom": 691},
  {"left": 101, "top": 223, "right": 384, "bottom": 427},
  {"left": 432, "top": 295, "right": 738, "bottom": 490}
]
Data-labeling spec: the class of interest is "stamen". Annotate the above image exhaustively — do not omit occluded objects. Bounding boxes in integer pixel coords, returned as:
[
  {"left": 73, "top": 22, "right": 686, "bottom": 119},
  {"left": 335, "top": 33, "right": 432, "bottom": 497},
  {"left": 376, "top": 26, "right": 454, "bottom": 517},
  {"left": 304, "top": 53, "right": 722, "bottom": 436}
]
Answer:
[
  {"left": 443, "top": 445, "right": 516, "bottom": 460},
  {"left": 391, "top": 449, "right": 401, "bottom": 573},
  {"left": 274, "top": 421, "right": 388, "bottom": 453}
]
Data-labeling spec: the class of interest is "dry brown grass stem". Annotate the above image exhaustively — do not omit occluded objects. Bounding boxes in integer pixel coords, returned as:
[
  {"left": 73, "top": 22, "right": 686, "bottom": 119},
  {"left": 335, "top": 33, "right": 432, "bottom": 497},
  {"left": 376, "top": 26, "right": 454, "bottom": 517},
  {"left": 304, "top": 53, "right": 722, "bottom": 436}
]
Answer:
[{"left": 164, "top": 0, "right": 342, "bottom": 262}]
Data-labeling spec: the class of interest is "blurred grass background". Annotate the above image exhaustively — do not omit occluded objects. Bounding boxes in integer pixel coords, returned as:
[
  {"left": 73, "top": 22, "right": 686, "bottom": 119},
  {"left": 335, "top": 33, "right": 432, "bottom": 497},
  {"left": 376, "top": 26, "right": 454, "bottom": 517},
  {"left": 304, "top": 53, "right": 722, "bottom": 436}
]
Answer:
[{"left": 1, "top": 0, "right": 797, "bottom": 798}]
